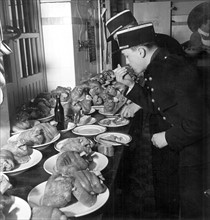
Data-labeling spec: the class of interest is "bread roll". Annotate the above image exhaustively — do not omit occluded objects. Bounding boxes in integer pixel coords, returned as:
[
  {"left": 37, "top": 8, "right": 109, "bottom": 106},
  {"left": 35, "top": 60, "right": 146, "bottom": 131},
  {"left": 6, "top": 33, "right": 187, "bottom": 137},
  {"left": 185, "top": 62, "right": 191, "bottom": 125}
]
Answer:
[
  {"left": 56, "top": 151, "right": 88, "bottom": 175},
  {"left": 42, "top": 173, "right": 73, "bottom": 208},
  {"left": 0, "top": 150, "right": 15, "bottom": 172}
]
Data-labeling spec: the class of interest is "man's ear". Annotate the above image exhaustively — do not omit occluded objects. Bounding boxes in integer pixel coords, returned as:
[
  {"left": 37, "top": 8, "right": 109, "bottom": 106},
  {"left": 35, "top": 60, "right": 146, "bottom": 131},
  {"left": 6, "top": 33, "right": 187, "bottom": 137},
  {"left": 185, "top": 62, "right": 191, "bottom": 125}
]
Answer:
[{"left": 138, "top": 47, "right": 146, "bottom": 58}]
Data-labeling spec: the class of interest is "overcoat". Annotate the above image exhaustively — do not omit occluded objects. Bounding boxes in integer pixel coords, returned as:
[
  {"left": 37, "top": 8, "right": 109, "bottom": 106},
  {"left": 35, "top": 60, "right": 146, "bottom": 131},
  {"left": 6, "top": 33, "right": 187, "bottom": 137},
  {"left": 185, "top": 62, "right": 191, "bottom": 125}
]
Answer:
[
  {"left": 126, "top": 48, "right": 208, "bottom": 167},
  {"left": 126, "top": 48, "right": 210, "bottom": 217}
]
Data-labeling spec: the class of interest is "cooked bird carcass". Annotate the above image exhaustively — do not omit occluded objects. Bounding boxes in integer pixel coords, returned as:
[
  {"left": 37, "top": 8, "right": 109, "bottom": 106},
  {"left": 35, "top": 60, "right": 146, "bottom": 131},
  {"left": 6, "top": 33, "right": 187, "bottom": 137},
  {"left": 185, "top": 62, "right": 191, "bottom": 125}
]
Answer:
[
  {"left": 31, "top": 206, "right": 67, "bottom": 220},
  {"left": 55, "top": 151, "right": 89, "bottom": 176},
  {"left": 0, "top": 174, "right": 13, "bottom": 220},
  {"left": 0, "top": 150, "right": 15, "bottom": 172},
  {"left": 42, "top": 173, "right": 73, "bottom": 208},
  {"left": 57, "top": 137, "right": 93, "bottom": 154},
  {"left": 51, "top": 86, "right": 71, "bottom": 103},
  {"left": 72, "top": 170, "right": 107, "bottom": 207},
  {"left": 2, "top": 139, "right": 33, "bottom": 164},
  {"left": 10, "top": 122, "right": 59, "bottom": 146}
]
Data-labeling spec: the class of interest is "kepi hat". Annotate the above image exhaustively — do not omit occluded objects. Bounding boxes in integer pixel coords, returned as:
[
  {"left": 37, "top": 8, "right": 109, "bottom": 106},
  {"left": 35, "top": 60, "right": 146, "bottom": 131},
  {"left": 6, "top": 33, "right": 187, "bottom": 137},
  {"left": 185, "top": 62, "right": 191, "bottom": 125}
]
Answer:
[
  {"left": 187, "top": 2, "right": 210, "bottom": 32},
  {"left": 105, "top": 9, "right": 138, "bottom": 42},
  {"left": 115, "top": 23, "right": 156, "bottom": 50}
]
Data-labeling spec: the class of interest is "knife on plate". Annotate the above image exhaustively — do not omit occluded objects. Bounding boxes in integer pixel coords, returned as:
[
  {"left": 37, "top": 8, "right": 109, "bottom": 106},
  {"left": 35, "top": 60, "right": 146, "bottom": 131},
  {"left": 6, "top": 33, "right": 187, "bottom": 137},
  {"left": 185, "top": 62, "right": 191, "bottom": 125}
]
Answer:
[{"left": 99, "top": 137, "right": 129, "bottom": 146}]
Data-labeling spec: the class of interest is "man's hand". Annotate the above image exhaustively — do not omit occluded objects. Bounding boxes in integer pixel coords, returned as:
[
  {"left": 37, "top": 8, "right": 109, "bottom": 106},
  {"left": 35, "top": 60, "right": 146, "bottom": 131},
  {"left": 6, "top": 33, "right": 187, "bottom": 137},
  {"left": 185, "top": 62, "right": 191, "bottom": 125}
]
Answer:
[
  {"left": 120, "top": 102, "right": 141, "bottom": 118},
  {"left": 151, "top": 131, "right": 168, "bottom": 148},
  {"left": 114, "top": 64, "right": 134, "bottom": 89}
]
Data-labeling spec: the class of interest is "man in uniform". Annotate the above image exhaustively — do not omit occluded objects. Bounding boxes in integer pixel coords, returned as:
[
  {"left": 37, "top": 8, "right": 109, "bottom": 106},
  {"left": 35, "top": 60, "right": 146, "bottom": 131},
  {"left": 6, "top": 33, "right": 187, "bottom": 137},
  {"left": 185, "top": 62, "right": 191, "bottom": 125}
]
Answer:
[{"left": 114, "top": 23, "right": 208, "bottom": 219}]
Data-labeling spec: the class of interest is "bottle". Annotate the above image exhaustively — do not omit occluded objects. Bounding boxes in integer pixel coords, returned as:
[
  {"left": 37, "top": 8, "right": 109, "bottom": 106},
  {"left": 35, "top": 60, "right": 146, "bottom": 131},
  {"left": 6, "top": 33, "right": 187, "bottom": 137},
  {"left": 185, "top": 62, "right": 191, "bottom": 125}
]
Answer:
[{"left": 54, "top": 94, "right": 65, "bottom": 130}]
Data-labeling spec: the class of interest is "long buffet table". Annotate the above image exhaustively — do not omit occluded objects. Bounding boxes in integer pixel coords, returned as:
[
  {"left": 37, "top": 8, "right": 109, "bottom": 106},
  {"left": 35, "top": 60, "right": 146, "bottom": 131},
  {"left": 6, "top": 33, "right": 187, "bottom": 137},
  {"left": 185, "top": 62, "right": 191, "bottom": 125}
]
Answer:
[{"left": 7, "top": 111, "right": 134, "bottom": 220}]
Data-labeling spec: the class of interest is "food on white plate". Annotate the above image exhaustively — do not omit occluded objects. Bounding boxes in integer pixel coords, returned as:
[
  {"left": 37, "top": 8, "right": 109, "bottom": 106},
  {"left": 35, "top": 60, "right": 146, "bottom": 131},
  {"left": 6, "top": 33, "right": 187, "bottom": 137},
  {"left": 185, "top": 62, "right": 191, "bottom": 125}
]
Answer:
[
  {"left": 100, "top": 117, "right": 126, "bottom": 126},
  {"left": 0, "top": 174, "right": 14, "bottom": 220},
  {"left": 0, "top": 174, "right": 12, "bottom": 194},
  {"left": 31, "top": 206, "right": 68, "bottom": 220},
  {"left": 72, "top": 170, "right": 107, "bottom": 207},
  {"left": 92, "top": 95, "right": 104, "bottom": 106},
  {"left": 2, "top": 139, "right": 33, "bottom": 165},
  {"left": 78, "top": 115, "right": 92, "bottom": 125},
  {"left": 0, "top": 150, "right": 16, "bottom": 172},
  {"left": 42, "top": 173, "right": 74, "bottom": 208},
  {"left": 51, "top": 86, "right": 71, "bottom": 103},
  {"left": 11, "top": 119, "right": 40, "bottom": 133},
  {"left": 103, "top": 134, "right": 123, "bottom": 142},
  {"left": 57, "top": 137, "right": 93, "bottom": 154},
  {"left": 9, "top": 122, "right": 59, "bottom": 146},
  {"left": 56, "top": 151, "right": 89, "bottom": 176}
]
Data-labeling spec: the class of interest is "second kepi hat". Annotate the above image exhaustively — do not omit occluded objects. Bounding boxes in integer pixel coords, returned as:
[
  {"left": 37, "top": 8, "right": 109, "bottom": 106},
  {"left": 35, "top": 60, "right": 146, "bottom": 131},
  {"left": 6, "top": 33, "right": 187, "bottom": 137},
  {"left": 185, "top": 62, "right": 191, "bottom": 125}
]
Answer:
[
  {"left": 115, "top": 23, "right": 156, "bottom": 50},
  {"left": 105, "top": 9, "right": 138, "bottom": 42}
]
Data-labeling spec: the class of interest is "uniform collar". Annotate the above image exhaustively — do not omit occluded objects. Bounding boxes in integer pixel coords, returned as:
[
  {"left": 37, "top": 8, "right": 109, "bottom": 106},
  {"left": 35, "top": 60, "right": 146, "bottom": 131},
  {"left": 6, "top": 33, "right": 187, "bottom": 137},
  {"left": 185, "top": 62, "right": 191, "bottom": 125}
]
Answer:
[{"left": 144, "top": 48, "right": 169, "bottom": 77}]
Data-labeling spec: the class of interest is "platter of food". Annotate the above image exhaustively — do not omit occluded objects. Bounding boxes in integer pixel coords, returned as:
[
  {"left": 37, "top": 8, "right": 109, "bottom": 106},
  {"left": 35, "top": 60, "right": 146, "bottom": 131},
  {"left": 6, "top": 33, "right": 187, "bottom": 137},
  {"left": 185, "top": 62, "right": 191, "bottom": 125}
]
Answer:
[
  {"left": 95, "top": 132, "right": 132, "bottom": 146},
  {"left": 72, "top": 125, "right": 106, "bottom": 136},
  {"left": 38, "top": 109, "right": 54, "bottom": 122},
  {"left": 27, "top": 181, "right": 110, "bottom": 217},
  {"left": 8, "top": 133, "right": 61, "bottom": 150},
  {"left": 98, "top": 117, "right": 129, "bottom": 127},
  {"left": 43, "top": 151, "right": 108, "bottom": 175},
  {"left": 77, "top": 116, "right": 97, "bottom": 126},
  {"left": 11, "top": 120, "right": 41, "bottom": 135},
  {"left": 3, "top": 196, "right": 32, "bottom": 220},
  {"left": 3, "top": 149, "right": 42, "bottom": 176}
]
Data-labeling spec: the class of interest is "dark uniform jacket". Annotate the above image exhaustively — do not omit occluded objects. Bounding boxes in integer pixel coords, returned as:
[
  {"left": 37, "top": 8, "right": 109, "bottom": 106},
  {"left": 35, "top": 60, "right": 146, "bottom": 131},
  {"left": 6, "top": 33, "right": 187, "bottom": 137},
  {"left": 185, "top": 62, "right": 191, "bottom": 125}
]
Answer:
[{"left": 126, "top": 48, "right": 208, "bottom": 167}]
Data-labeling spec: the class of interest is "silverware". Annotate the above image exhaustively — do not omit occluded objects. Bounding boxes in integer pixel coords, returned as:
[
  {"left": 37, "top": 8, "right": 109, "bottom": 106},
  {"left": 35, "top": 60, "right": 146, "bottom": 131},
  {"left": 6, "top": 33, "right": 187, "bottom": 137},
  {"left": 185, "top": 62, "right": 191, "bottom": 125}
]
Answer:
[{"left": 99, "top": 137, "right": 129, "bottom": 146}]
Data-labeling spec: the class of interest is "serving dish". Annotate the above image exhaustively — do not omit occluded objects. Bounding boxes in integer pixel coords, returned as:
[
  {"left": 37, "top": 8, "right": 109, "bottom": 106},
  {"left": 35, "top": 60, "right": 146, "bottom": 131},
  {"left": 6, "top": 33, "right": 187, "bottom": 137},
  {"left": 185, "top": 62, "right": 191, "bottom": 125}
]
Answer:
[
  {"left": 43, "top": 151, "right": 108, "bottom": 175},
  {"left": 3, "top": 149, "right": 42, "bottom": 176},
  {"left": 28, "top": 181, "right": 109, "bottom": 217},
  {"left": 72, "top": 125, "right": 106, "bottom": 136}
]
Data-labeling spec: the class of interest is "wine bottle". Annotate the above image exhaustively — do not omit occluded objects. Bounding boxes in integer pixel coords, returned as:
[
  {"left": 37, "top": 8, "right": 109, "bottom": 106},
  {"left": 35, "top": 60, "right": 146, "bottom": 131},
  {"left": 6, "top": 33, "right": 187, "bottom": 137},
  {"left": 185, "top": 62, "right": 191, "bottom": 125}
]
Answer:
[{"left": 54, "top": 94, "right": 65, "bottom": 130}]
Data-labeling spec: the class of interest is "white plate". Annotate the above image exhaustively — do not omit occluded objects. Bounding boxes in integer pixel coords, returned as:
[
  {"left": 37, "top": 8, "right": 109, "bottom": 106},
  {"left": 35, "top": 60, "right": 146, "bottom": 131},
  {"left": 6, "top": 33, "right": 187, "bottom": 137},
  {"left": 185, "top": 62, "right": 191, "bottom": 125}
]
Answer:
[
  {"left": 4, "top": 196, "right": 31, "bottom": 220},
  {"left": 27, "top": 181, "right": 109, "bottom": 217},
  {"left": 98, "top": 108, "right": 120, "bottom": 117},
  {"left": 77, "top": 117, "right": 97, "bottom": 126},
  {"left": 72, "top": 125, "right": 106, "bottom": 136},
  {"left": 95, "top": 132, "right": 132, "bottom": 146},
  {"left": 8, "top": 133, "right": 61, "bottom": 150},
  {"left": 54, "top": 137, "right": 94, "bottom": 152},
  {"left": 61, "top": 122, "right": 76, "bottom": 133},
  {"left": 98, "top": 117, "right": 129, "bottom": 127},
  {"left": 43, "top": 151, "right": 108, "bottom": 175},
  {"left": 3, "top": 149, "right": 42, "bottom": 176}
]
